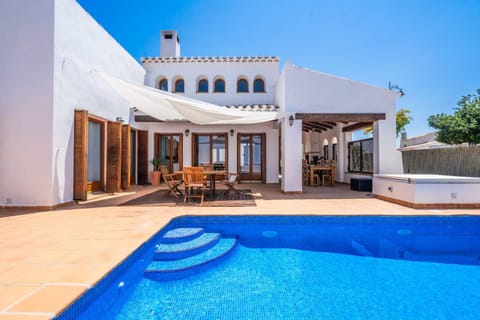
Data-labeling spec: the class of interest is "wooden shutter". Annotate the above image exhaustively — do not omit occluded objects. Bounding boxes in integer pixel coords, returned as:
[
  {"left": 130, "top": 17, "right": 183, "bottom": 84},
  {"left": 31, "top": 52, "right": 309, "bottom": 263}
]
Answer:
[
  {"left": 121, "top": 124, "right": 131, "bottom": 190},
  {"left": 73, "top": 110, "right": 88, "bottom": 200},
  {"left": 106, "top": 121, "right": 122, "bottom": 193},
  {"left": 137, "top": 130, "right": 149, "bottom": 185}
]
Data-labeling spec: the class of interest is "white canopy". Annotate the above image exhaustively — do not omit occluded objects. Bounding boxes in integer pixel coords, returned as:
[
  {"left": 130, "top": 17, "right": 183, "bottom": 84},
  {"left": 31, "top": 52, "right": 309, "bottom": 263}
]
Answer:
[{"left": 96, "top": 71, "right": 279, "bottom": 125}]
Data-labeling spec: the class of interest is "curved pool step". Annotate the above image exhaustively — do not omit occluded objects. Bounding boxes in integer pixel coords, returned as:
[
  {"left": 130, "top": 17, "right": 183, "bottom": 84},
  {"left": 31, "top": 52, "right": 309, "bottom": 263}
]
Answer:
[
  {"left": 154, "top": 232, "right": 221, "bottom": 260},
  {"left": 145, "top": 237, "right": 238, "bottom": 281},
  {"left": 160, "top": 227, "right": 205, "bottom": 244}
]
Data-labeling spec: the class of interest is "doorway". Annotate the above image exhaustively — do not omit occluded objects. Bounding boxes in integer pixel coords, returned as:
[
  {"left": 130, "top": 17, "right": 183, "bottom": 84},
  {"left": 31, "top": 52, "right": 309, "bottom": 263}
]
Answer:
[
  {"left": 87, "top": 118, "right": 104, "bottom": 192},
  {"left": 237, "top": 133, "right": 265, "bottom": 182},
  {"left": 155, "top": 133, "right": 183, "bottom": 173}
]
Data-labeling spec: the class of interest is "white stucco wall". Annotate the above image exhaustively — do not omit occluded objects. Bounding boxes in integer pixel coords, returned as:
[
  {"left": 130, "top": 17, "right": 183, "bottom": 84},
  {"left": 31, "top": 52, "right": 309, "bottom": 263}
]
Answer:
[
  {"left": 51, "top": 0, "right": 145, "bottom": 206},
  {"left": 0, "top": 0, "right": 145, "bottom": 207},
  {"left": 283, "top": 61, "right": 403, "bottom": 181},
  {"left": 283, "top": 62, "right": 398, "bottom": 114},
  {"left": 143, "top": 60, "right": 278, "bottom": 106},
  {"left": 274, "top": 65, "right": 287, "bottom": 111},
  {"left": 133, "top": 121, "right": 280, "bottom": 184},
  {"left": 374, "top": 174, "right": 480, "bottom": 205},
  {"left": 0, "top": 0, "right": 55, "bottom": 207}
]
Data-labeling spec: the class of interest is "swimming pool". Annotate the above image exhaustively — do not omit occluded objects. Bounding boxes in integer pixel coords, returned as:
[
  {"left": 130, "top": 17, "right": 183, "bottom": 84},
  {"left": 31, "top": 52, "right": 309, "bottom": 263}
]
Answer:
[{"left": 57, "top": 216, "right": 480, "bottom": 319}]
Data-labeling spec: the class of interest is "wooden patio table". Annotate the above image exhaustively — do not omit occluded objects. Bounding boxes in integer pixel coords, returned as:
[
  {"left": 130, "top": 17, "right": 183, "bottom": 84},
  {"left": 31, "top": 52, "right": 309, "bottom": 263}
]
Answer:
[
  {"left": 176, "top": 169, "right": 227, "bottom": 198},
  {"left": 309, "top": 165, "right": 335, "bottom": 186}
]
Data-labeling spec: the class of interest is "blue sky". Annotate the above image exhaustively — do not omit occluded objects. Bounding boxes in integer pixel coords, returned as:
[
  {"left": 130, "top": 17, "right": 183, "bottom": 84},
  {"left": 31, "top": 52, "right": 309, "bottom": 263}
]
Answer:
[{"left": 77, "top": 0, "right": 480, "bottom": 137}]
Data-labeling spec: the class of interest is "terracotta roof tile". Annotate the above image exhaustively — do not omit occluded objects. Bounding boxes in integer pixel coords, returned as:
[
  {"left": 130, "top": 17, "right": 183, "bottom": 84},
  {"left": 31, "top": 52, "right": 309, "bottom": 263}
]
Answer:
[
  {"left": 222, "top": 104, "right": 279, "bottom": 112},
  {"left": 141, "top": 56, "right": 279, "bottom": 64}
]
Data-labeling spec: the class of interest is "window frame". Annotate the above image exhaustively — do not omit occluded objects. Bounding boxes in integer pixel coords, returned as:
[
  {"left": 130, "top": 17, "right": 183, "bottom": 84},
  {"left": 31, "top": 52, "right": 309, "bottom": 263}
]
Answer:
[
  {"left": 253, "top": 78, "right": 265, "bottom": 93},
  {"left": 347, "top": 138, "right": 374, "bottom": 173},
  {"left": 192, "top": 133, "right": 228, "bottom": 171},
  {"left": 158, "top": 78, "right": 168, "bottom": 91},
  {"left": 236, "top": 78, "right": 249, "bottom": 93},
  {"left": 213, "top": 78, "right": 226, "bottom": 93},
  {"left": 154, "top": 133, "right": 183, "bottom": 173},
  {"left": 197, "top": 78, "right": 209, "bottom": 93},
  {"left": 173, "top": 78, "right": 185, "bottom": 93},
  {"left": 86, "top": 116, "right": 105, "bottom": 193}
]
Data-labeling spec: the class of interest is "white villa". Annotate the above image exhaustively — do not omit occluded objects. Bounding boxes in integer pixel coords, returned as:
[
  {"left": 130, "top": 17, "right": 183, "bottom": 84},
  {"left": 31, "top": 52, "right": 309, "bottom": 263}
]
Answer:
[{"left": 0, "top": 0, "right": 403, "bottom": 209}]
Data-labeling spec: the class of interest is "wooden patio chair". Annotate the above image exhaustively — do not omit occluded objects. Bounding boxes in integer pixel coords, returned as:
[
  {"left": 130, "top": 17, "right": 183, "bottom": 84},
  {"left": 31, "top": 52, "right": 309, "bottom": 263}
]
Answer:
[
  {"left": 160, "top": 165, "right": 183, "bottom": 198},
  {"left": 222, "top": 173, "right": 240, "bottom": 195},
  {"left": 199, "top": 164, "right": 214, "bottom": 192},
  {"left": 183, "top": 167, "right": 207, "bottom": 204}
]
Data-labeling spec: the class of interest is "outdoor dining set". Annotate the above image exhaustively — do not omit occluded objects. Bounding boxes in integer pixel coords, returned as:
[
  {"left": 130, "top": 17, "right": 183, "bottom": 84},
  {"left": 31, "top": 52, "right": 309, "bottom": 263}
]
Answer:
[
  {"left": 303, "top": 159, "right": 336, "bottom": 187},
  {"left": 160, "top": 165, "right": 239, "bottom": 204}
]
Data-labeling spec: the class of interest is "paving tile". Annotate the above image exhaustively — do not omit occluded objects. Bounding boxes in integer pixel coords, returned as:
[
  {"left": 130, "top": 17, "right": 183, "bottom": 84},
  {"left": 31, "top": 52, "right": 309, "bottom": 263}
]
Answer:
[
  {"left": 0, "top": 183, "right": 478, "bottom": 318},
  {"left": 0, "top": 315, "right": 51, "bottom": 320},
  {"left": 8, "top": 286, "right": 86, "bottom": 315},
  {"left": 0, "top": 285, "right": 40, "bottom": 311}
]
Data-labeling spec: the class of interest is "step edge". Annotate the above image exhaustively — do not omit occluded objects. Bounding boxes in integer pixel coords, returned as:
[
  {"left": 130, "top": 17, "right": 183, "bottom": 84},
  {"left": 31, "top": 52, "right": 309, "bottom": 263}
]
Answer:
[
  {"left": 155, "top": 233, "right": 221, "bottom": 254},
  {"left": 146, "top": 237, "right": 238, "bottom": 274},
  {"left": 161, "top": 227, "right": 206, "bottom": 243}
]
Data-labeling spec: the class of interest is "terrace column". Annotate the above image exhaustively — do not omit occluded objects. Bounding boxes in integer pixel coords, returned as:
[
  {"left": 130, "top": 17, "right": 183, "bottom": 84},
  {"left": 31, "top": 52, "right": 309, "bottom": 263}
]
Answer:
[
  {"left": 373, "top": 118, "right": 403, "bottom": 174},
  {"left": 336, "top": 123, "right": 345, "bottom": 183},
  {"left": 281, "top": 116, "right": 303, "bottom": 193}
]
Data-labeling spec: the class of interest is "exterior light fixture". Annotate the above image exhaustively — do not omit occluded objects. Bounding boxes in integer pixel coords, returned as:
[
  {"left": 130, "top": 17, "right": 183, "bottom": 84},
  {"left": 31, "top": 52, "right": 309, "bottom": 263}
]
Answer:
[
  {"left": 184, "top": 129, "right": 190, "bottom": 137},
  {"left": 289, "top": 115, "right": 294, "bottom": 127},
  {"left": 116, "top": 116, "right": 124, "bottom": 123},
  {"left": 230, "top": 129, "right": 234, "bottom": 136}
]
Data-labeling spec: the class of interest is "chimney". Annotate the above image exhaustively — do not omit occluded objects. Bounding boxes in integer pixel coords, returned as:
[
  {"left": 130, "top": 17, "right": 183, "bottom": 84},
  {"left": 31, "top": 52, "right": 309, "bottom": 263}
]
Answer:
[
  {"left": 400, "top": 132, "right": 407, "bottom": 141},
  {"left": 160, "top": 30, "right": 180, "bottom": 57}
]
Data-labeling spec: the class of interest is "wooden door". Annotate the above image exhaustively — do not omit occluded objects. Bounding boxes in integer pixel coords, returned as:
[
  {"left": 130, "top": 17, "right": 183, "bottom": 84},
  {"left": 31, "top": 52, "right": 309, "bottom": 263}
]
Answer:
[
  {"left": 74, "top": 110, "right": 88, "bottom": 200},
  {"left": 121, "top": 124, "right": 131, "bottom": 190},
  {"left": 137, "top": 130, "right": 148, "bottom": 185},
  {"left": 237, "top": 133, "right": 265, "bottom": 182},
  {"left": 106, "top": 121, "right": 122, "bottom": 193}
]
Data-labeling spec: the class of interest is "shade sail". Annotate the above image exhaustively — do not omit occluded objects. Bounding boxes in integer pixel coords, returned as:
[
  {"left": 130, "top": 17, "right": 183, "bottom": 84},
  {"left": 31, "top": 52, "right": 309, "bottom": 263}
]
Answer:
[{"left": 96, "top": 71, "right": 279, "bottom": 125}]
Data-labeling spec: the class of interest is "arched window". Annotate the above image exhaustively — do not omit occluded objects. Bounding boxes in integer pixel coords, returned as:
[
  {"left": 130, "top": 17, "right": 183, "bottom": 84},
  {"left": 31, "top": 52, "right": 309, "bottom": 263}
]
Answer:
[
  {"left": 174, "top": 78, "right": 184, "bottom": 93},
  {"left": 237, "top": 78, "right": 248, "bottom": 93},
  {"left": 158, "top": 78, "right": 168, "bottom": 91},
  {"left": 197, "top": 79, "right": 208, "bottom": 93},
  {"left": 214, "top": 79, "right": 225, "bottom": 93},
  {"left": 253, "top": 78, "right": 265, "bottom": 93}
]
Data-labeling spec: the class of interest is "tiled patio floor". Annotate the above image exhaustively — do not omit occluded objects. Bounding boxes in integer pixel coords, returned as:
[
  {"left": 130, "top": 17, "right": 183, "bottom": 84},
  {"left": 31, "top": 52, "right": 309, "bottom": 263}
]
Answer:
[{"left": 1, "top": 183, "right": 479, "bottom": 319}]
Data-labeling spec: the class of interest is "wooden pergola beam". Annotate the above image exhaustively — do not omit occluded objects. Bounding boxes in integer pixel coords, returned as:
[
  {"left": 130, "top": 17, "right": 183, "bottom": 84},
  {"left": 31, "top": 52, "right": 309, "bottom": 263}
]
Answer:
[
  {"left": 303, "top": 123, "right": 329, "bottom": 131},
  {"left": 295, "top": 113, "right": 386, "bottom": 122},
  {"left": 342, "top": 122, "right": 373, "bottom": 132},
  {"left": 303, "top": 121, "right": 335, "bottom": 129}
]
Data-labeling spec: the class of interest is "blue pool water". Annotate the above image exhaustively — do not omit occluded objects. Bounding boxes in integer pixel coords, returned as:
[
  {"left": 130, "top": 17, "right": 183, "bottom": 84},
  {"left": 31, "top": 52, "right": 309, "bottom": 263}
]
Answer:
[{"left": 57, "top": 216, "right": 480, "bottom": 320}]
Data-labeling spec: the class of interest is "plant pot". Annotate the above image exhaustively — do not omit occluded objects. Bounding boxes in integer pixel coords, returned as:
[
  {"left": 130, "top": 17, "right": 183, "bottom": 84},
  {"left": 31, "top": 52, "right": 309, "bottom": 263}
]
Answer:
[{"left": 150, "top": 171, "right": 161, "bottom": 186}]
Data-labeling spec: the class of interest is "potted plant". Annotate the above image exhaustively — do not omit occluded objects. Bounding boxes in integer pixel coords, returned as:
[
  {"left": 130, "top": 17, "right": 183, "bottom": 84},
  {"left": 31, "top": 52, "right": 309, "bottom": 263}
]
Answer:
[{"left": 150, "top": 157, "right": 164, "bottom": 186}]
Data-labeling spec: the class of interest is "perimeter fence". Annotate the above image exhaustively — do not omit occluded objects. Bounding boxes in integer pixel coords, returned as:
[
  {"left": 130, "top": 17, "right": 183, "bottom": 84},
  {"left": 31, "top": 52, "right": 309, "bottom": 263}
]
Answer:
[{"left": 402, "top": 145, "right": 480, "bottom": 177}]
